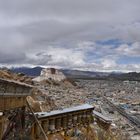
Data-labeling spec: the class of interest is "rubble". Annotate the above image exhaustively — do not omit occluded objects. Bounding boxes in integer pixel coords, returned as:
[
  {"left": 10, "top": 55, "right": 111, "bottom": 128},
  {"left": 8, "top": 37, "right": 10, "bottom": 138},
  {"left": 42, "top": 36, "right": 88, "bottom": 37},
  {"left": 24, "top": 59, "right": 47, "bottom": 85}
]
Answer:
[
  {"left": 75, "top": 79, "right": 140, "bottom": 140},
  {"left": 28, "top": 87, "right": 57, "bottom": 112}
]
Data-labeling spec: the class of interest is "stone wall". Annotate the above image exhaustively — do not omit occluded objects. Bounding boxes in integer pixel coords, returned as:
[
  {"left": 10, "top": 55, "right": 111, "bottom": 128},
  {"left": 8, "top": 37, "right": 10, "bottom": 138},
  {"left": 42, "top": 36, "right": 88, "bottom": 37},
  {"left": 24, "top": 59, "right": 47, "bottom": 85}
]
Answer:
[{"left": 0, "top": 78, "right": 33, "bottom": 110}]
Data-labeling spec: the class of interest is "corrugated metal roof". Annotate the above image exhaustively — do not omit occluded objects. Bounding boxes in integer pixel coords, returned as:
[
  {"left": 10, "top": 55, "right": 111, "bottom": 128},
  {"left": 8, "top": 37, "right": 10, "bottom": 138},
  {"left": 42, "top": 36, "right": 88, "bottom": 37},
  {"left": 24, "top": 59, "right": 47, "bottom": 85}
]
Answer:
[
  {"left": 36, "top": 104, "right": 94, "bottom": 118},
  {"left": 93, "top": 110, "right": 112, "bottom": 122}
]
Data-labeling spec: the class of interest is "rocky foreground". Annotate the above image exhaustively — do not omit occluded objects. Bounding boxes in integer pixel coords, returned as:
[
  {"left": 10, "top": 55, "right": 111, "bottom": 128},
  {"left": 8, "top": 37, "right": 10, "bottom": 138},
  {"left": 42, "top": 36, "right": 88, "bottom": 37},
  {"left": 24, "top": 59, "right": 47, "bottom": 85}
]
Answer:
[
  {"left": 1, "top": 68, "right": 140, "bottom": 139},
  {"left": 30, "top": 68, "right": 139, "bottom": 140}
]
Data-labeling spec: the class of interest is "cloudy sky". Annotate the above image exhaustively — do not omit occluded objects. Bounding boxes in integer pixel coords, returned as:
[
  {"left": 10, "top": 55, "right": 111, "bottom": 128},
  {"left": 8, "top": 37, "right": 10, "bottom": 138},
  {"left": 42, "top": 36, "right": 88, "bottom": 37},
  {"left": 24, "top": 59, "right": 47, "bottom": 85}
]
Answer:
[{"left": 0, "top": 0, "right": 140, "bottom": 72}]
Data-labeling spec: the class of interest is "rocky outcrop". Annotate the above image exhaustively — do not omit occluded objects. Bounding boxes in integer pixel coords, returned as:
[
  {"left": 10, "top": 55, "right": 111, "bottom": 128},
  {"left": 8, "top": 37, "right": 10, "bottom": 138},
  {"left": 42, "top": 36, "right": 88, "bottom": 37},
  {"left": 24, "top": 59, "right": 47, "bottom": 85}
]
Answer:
[
  {"left": 28, "top": 88, "right": 57, "bottom": 112},
  {"left": 33, "top": 68, "right": 76, "bottom": 87},
  {"left": 0, "top": 69, "right": 33, "bottom": 85},
  {"left": 33, "top": 68, "right": 66, "bottom": 82}
]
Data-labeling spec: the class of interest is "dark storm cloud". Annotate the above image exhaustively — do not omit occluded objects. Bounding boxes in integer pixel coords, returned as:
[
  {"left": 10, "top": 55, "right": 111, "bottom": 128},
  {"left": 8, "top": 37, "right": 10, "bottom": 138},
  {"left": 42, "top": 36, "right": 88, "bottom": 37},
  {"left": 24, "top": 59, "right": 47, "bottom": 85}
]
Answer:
[{"left": 0, "top": 52, "right": 26, "bottom": 64}]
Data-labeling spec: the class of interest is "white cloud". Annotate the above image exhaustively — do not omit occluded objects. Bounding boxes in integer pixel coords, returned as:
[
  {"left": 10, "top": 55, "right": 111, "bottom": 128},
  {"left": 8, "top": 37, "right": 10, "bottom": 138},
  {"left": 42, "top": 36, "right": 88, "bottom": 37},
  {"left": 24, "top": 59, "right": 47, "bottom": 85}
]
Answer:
[
  {"left": 0, "top": 0, "right": 140, "bottom": 72},
  {"left": 101, "top": 59, "right": 117, "bottom": 69},
  {"left": 24, "top": 46, "right": 86, "bottom": 68},
  {"left": 116, "top": 42, "right": 140, "bottom": 56}
]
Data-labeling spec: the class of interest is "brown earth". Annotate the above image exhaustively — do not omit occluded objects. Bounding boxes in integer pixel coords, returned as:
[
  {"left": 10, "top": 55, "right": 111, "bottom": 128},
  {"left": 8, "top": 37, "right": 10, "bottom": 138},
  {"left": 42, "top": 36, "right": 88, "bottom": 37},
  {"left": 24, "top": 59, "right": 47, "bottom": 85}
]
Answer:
[{"left": 0, "top": 69, "right": 33, "bottom": 85}]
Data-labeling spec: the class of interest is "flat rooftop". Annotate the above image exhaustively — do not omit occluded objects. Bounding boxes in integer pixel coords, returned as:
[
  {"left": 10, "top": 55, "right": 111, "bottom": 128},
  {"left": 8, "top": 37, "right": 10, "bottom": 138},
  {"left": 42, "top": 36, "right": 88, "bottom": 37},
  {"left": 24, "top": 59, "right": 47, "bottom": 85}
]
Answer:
[{"left": 35, "top": 104, "right": 94, "bottom": 118}]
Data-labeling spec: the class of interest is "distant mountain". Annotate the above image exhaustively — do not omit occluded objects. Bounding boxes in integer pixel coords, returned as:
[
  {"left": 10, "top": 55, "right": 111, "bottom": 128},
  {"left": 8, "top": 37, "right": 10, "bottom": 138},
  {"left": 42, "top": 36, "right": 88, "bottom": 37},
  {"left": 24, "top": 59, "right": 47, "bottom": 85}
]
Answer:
[
  {"left": 11, "top": 67, "right": 43, "bottom": 77},
  {"left": 62, "top": 69, "right": 110, "bottom": 78},
  {"left": 108, "top": 72, "right": 140, "bottom": 81},
  {"left": 9, "top": 67, "right": 140, "bottom": 81},
  {"left": 10, "top": 67, "right": 110, "bottom": 78}
]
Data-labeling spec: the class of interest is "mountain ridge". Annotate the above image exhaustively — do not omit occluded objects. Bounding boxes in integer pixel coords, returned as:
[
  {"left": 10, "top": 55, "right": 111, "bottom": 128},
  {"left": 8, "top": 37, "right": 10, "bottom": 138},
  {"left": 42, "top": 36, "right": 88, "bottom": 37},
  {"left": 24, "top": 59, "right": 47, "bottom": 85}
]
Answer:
[{"left": 2, "top": 66, "right": 140, "bottom": 81}]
